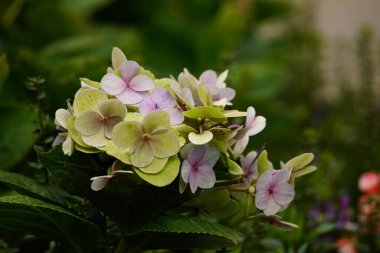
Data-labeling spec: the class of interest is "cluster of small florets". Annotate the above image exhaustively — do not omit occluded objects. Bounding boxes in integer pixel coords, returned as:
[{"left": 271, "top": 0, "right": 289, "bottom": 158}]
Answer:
[{"left": 54, "top": 48, "right": 316, "bottom": 216}]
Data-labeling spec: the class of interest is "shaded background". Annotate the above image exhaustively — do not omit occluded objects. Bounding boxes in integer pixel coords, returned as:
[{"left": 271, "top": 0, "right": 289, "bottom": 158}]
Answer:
[{"left": 0, "top": 0, "right": 379, "bottom": 252}]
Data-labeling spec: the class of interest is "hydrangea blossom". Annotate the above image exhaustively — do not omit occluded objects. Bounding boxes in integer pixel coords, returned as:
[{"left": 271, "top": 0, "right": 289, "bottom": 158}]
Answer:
[
  {"left": 255, "top": 169, "right": 295, "bottom": 216},
  {"left": 112, "top": 110, "right": 180, "bottom": 167},
  {"left": 240, "top": 151, "right": 258, "bottom": 185},
  {"left": 180, "top": 144, "right": 220, "bottom": 193},
  {"left": 233, "top": 106, "right": 266, "bottom": 158},
  {"left": 101, "top": 60, "right": 154, "bottom": 104},
  {"left": 199, "top": 69, "right": 236, "bottom": 106},
  {"left": 53, "top": 108, "right": 74, "bottom": 155},
  {"left": 138, "top": 88, "right": 184, "bottom": 125},
  {"left": 74, "top": 99, "right": 126, "bottom": 147}
]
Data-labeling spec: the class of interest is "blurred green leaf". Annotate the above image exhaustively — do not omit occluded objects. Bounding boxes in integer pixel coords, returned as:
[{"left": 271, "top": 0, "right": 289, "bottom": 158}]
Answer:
[
  {"left": 0, "top": 54, "right": 10, "bottom": 93},
  {"left": 0, "top": 194, "right": 100, "bottom": 253}
]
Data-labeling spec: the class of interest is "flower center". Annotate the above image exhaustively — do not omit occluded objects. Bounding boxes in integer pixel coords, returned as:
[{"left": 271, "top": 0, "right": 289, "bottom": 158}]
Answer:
[
  {"left": 268, "top": 187, "right": 274, "bottom": 195},
  {"left": 153, "top": 102, "right": 160, "bottom": 109},
  {"left": 141, "top": 133, "right": 152, "bottom": 141}
]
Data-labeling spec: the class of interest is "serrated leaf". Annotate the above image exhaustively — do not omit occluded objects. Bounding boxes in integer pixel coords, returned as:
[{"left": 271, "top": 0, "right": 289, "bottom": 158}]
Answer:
[
  {"left": 126, "top": 215, "right": 239, "bottom": 249},
  {"left": 0, "top": 170, "right": 68, "bottom": 205},
  {"left": 285, "top": 153, "right": 314, "bottom": 170},
  {"left": 133, "top": 155, "right": 180, "bottom": 187},
  {"left": 228, "top": 159, "right": 244, "bottom": 175},
  {"left": 183, "top": 106, "right": 225, "bottom": 120},
  {"left": 0, "top": 195, "right": 100, "bottom": 253},
  {"left": 257, "top": 150, "right": 269, "bottom": 176}
]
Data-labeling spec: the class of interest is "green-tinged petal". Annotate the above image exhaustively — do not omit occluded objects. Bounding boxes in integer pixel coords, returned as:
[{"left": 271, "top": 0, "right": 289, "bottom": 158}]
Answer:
[
  {"left": 124, "top": 112, "right": 144, "bottom": 122},
  {"left": 257, "top": 150, "right": 269, "bottom": 176},
  {"left": 151, "top": 131, "right": 180, "bottom": 158},
  {"left": 130, "top": 141, "right": 154, "bottom": 167},
  {"left": 210, "top": 128, "right": 231, "bottom": 140},
  {"left": 292, "top": 166, "right": 317, "bottom": 178},
  {"left": 139, "top": 157, "right": 168, "bottom": 174},
  {"left": 198, "top": 85, "right": 213, "bottom": 106},
  {"left": 82, "top": 126, "right": 109, "bottom": 148},
  {"left": 62, "top": 137, "right": 74, "bottom": 156},
  {"left": 172, "top": 124, "right": 197, "bottom": 139},
  {"left": 183, "top": 106, "right": 226, "bottom": 120},
  {"left": 188, "top": 131, "right": 213, "bottom": 145},
  {"left": 75, "top": 144, "right": 101, "bottom": 154},
  {"left": 105, "top": 141, "right": 131, "bottom": 164},
  {"left": 104, "top": 116, "right": 124, "bottom": 138},
  {"left": 74, "top": 111, "right": 103, "bottom": 136},
  {"left": 134, "top": 155, "right": 180, "bottom": 187},
  {"left": 228, "top": 159, "right": 244, "bottom": 175},
  {"left": 111, "top": 47, "right": 127, "bottom": 70},
  {"left": 98, "top": 99, "right": 127, "bottom": 118},
  {"left": 73, "top": 89, "right": 108, "bottom": 115},
  {"left": 285, "top": 153, "right": 314, "bottom": 170},
  {"left": 142, "top": 111, "right": 170, "bottom": 134},
  {"left": 139, "top": 67, "right": 155, "bottom": 80},
  {"left": 223, "top": 110, "right": 247, "bottom": 118},
  {"left": 112, "top": 121, "right": 143, "bottom": 149},
  {"left": 155, "top": 78, "right": 171, "bottom": 88},
  {"left": 80, "top": 78, "right": 101, "bottom": 89},
  {"left": 55, "top": 109, "right": 71, "bottom": 129},
  {"left": 172, "top": 130, "right": 186, "bottom": 147},
  {"left": 66, "top": 116, "right": 90, "bottom": 147}
]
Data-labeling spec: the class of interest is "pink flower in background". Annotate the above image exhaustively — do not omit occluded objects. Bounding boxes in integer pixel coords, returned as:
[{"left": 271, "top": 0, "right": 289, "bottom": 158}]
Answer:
[
  {"left": 180, "top": 145, "right": 220, "bottom": 193},
  {"left": 255, "top": 169, "right": 295, "bottom": 216},
  {"left": 233, "top": 106, "right": 266, "bottom": 158},
  {"left": 336, "top": 237, "right": 358, "bottom": 253},
  {"left": 101, "top": 60, "right": 154, "bottom": 104},
  {"left": 199, "top": 69, "right": 236, "bottom": 106},
  {"left": 138, "top": 88, "right": 184, "bottom": 125},
  {"left": 358, "top": 171, "right": 380, "bottom": 194}
]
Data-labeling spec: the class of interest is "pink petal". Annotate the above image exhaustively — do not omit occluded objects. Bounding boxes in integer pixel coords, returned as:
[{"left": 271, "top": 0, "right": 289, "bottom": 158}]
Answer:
[
  {"left": 151, "top": 88, "right": 176, "bottom": 109},
  {"left": 247, "top": 116, "right": 266, "bottom": 136},
  {"left": 188, "top": 165, "right": 216, "bottom": 193},
  {"left": 90, "top": 175, "right": 112, "bottom": 191},
  {"left": 52, "top": 135, "right": 66, "bottom": 146},
  {"left": 164, "top": 108, "right": 184, "bottom": 125},
  {"left": 218, "top": 87, "right": 236, "bottom": 101},
  {"left": 263, "top": 197, "right": 282, "bottom": 216},
  {"left": 120, "top": 61, "right": 140, "bottom": 82},
  {"left": 101, "top": 73, "right": 126, "bottom": 96},
  {"left": 245, "top": 106, "right": 256, "bottom": 128},
  {"left": 181, "top": 160, "right": 192, "bottom": 184},
  {"left": 199, "top": 70, "right": 217, "bottom": 85},
  {"left": 272, "top": 169, "right": 290, "bottom": 184},
  {"left": 233, "top": 135, "right": 249, "bottom": 158},
  {"left": 188, "top": 145, "right": 206, "bottom": 165},
  {"left": 129, "top": 74, "right": 155, "bottom": 92},
  {"left": 255, "top": 171, "right": 272, "bottom": 192},
  {"left": 273, "top": 183, "right": 295, "bottom": 206},
  {"left": 255, "top": 191, "right": 270, "bottom": 210},
  {"left": 199, "top": 146, "right": 220, "bottom": 167},
  {"left": 116, "top": 87, "right": 143, "bottom": 104},
  {"left": 138, "top": 93, "right": 156, "bottom": 115}
]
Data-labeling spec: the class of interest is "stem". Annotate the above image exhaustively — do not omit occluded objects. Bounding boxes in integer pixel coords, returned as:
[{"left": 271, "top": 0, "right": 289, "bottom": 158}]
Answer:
[
  {"left": 223, "top": 186, "right": 249, "bottom": 192},
  {"left": 246, "top": 143, "right": 267, "bottom": 169},
  {"left": 214, "top": 177, "right": 243, "bottom": 187}
]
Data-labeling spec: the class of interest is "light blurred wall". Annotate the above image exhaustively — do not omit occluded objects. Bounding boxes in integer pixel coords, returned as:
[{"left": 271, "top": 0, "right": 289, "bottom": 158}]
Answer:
[{"left": 314, "top": 0, "right": 380, "bottom": 101}]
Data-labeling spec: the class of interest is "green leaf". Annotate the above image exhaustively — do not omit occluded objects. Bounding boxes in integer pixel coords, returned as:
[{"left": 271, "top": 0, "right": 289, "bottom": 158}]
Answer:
[
  {"left": 126, "top": 215, "right": 239, "bottom": 249},
  {"left": 228, "top": 159, "right": 244, "bottom": 175},
  {"left": 0, "top": 54, "right": 9, "bottom": 93},
  {"left": 183, "top": 106, "right": 226, "bottom": 120},
  {"left": 210, "top": 199, "right": 239, "bottom": 218},
  {"left": 133, "top": 155, "right": 180, "bottom": 187},
  {"left": 257, "top": 150, "right": 269, "bottom": 176},
  {"left": 0, "top": 170, "right": 68, "bottom": 205},
  {"left": 0, "top": 103, "right": 38, "bottom": 170},
  {"left": 73, "top": 89, "right": 107, "bottom": 115},
  {"left": 285, "top": 153, "right": 314, "bottom": 170},
  {"left": 0, "top": 195, "right": 100, "bottom": 253}
]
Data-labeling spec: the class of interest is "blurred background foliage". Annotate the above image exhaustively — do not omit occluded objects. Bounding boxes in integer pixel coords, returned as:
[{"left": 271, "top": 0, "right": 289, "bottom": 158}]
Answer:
[{"left": 0, "top": 0, "right": 379, "bottom": 252}]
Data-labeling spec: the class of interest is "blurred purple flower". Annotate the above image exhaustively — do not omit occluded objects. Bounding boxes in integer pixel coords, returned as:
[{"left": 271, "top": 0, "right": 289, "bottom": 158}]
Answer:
[
  {"left": 139, "top": 88, "right": 184, "bottom": 125},
  {"left": 180, "top": 144, "right": 220, "bottom": 193},
  {"left": 255, "top": 169, "right": 295, "bottom": 216},
  {"left": 199, "top": 69, "right": 236, "bottom": 106},
  {"left": 101, "top": 60, "right": 154, "bottom": 104}
]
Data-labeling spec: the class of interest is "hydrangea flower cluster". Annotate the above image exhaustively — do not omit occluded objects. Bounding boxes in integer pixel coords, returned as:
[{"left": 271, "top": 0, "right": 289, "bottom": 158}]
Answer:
[{"left": 54, "top": 47, "right": 317, "bottom": 219}]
